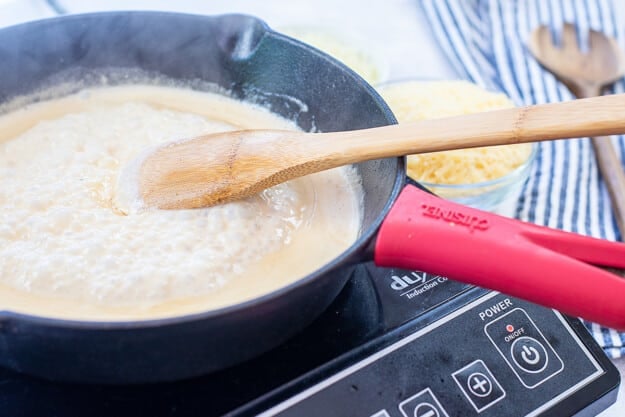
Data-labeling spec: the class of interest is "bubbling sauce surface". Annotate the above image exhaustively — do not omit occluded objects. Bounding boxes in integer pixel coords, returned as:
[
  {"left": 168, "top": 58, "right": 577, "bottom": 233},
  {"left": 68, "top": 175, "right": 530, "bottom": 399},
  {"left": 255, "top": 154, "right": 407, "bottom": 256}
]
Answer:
[{"left": 0, "top": 85, "right": 363, "bottom": 320}]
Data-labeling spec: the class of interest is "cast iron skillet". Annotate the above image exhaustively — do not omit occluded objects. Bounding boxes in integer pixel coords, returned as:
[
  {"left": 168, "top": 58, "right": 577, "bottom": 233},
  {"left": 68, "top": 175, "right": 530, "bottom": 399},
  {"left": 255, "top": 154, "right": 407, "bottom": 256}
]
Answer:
[
  {"left": 4, "top": 11, "right": 625, "bottom": 384},
  {"left": 0, "top": 12, "right": 403, "bottom": 383}
]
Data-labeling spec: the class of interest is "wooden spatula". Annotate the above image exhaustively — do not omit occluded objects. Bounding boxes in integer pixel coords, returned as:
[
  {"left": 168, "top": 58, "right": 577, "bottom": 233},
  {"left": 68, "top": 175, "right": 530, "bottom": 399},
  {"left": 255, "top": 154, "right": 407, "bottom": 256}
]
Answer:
[
  {"left": 529, "top": 23, "right": 625, "bottom": 238},
  {"left": 122, "top": 94, "right": 625, "bottom": 210}
]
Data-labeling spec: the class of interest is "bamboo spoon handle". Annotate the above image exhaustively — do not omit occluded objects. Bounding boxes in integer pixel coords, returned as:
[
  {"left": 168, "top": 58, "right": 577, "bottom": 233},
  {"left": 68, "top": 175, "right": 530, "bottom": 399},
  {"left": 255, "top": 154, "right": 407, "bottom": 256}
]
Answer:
[{"left": 320, "top": 94, "right": 625, "bottom": 161}]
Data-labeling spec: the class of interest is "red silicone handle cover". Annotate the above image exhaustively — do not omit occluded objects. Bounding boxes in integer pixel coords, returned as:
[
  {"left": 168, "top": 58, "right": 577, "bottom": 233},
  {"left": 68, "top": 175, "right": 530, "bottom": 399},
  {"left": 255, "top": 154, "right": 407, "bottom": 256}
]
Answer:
[{"left": 374, "top": 185, "right": 625, "bottom": 330}]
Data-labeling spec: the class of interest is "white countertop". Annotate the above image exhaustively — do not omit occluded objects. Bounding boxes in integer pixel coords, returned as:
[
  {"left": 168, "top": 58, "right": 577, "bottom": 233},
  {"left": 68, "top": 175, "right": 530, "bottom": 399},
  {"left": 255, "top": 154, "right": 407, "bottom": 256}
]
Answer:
[{"left": 0, "top": 0, "right": 623, "bottom": 415}]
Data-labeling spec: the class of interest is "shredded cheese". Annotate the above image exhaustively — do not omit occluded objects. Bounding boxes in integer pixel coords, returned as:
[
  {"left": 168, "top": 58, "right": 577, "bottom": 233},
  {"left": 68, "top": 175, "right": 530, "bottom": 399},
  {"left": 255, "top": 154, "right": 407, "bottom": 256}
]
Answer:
[{"left": 377, "top": 80, "right": 533, "bottom": 185}]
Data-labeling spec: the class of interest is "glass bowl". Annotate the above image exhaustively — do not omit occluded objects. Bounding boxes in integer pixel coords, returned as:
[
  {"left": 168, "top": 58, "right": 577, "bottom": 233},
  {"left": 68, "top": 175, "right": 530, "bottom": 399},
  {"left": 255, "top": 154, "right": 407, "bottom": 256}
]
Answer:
[
  {"left": 275, "top": 24, "right": 390, "bottom": 85},
  {"left": 375, "top": 79, "right": 537, "bottom": 212},
  {"left": 417, "top": 143, "right": 537, "bottom": 212}
]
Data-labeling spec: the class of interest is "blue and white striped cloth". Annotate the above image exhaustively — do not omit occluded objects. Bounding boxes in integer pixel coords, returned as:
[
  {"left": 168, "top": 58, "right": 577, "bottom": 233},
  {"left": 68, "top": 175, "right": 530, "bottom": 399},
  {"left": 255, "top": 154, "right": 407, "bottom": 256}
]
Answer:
[{"left": 420, "top": 0, "right": 625, "bottom": 358}]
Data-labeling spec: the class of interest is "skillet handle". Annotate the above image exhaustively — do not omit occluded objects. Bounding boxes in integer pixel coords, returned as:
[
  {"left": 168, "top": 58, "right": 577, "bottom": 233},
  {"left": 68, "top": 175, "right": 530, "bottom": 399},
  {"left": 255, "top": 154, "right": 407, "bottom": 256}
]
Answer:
[{"left": 374, "top": 184, "right": 625, "bottom": 330}]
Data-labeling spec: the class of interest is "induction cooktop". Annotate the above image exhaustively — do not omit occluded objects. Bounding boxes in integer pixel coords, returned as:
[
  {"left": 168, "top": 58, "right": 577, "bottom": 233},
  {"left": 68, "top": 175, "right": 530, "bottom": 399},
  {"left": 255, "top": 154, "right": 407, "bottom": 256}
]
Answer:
[{"left": 0, "top": 260, "right": 618, "bottom": 417}]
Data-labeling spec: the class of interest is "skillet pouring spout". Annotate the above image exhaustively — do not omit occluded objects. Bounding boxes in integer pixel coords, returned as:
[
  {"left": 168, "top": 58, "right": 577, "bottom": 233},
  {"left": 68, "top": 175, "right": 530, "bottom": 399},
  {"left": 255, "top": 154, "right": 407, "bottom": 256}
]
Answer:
[{"left": 374, "top": 185, "right": 625, "bottom": 330}]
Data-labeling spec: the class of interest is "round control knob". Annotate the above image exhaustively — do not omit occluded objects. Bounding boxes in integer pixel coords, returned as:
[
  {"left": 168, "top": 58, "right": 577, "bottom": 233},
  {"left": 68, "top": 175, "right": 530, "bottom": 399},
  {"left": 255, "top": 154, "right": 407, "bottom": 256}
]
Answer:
[{"left": 511, "top": 336, "right": 548, "bottom": 373}]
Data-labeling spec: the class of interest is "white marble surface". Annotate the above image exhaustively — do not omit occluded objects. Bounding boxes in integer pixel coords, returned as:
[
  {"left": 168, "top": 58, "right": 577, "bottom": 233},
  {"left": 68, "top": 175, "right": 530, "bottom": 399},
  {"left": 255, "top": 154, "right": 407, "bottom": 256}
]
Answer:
[{"left": 0, "top": 0, "right": 623, "bottom": 415}]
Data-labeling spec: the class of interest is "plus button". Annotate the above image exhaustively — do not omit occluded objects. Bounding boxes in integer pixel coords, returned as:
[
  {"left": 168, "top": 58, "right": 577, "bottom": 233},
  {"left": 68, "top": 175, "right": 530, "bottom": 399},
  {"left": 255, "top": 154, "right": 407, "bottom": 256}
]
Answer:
[
  {"left": 467, "top": 372, "right": 492, "bottom": 397},
  {"left": 452, "top": 360, "right": 506, "bottom": 412}
]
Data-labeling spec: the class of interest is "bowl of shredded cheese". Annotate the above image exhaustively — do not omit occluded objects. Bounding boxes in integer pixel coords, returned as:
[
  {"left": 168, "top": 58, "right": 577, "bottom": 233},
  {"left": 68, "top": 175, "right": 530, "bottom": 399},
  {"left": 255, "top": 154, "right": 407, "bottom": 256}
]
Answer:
[
  {"left": 376, "top": 80, "right": 536, "bottom": 211},
  {"left": 277, "top": 25, "right": 389, "bottom": 85}
]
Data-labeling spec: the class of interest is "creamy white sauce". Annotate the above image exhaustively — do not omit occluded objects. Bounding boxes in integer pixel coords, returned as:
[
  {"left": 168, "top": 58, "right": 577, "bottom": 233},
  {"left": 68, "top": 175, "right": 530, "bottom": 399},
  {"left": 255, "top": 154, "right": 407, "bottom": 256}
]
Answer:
[{"left": 0, "top": 85, "right": 363, "bottom": 320}]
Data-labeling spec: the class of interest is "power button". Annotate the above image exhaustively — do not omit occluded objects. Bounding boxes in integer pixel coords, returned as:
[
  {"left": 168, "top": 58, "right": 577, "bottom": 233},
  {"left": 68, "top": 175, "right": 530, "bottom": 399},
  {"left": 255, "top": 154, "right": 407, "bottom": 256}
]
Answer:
[
  {"left": 511, "top": 337, "right": 548, "bottom": 373},
  {"left": 484, "top": 308, "right": 564, "bottom": 389}
]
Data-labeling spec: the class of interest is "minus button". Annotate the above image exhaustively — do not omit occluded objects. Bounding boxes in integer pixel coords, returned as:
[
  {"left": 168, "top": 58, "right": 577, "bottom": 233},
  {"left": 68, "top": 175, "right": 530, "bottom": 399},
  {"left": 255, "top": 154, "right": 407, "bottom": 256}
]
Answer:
[{"left": 414, "top": 403, "right": 439, "bottom": 417}]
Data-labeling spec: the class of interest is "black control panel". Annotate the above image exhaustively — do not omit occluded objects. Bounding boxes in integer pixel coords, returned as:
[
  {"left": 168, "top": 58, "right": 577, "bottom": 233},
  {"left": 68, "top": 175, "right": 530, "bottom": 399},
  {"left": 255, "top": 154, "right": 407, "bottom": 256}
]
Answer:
[{"left": 243, "top": 291, "right": 619, "bottom": 416}]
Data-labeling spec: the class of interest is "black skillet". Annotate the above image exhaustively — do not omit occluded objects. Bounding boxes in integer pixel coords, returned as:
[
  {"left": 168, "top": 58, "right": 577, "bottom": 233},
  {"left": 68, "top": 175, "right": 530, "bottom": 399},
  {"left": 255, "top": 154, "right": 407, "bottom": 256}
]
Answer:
[{"left": 0, "top": 12, "right": 403, "bottom": 383}]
